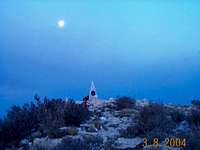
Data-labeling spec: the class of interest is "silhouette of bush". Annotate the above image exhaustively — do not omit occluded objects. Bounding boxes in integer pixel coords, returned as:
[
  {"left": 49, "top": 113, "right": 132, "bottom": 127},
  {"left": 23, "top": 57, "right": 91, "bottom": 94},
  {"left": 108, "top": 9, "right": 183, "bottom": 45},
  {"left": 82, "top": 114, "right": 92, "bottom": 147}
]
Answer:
[
  {"left": 169, "top": 109, "right": 185, "bottom": 123},
  {"left": 136, "top": 103, "right": 175, "bottom": 140},
  {"left": 0, "top": 103, "right": 38, "bottom": 149},
  {"left": 0, "top": 119, "right": 3, "bottom": 148},
  {"left": 120, "top": 103, "right": 176, "bottom": 140},
  {"left": 177, "top": 128, "right": 200, "bottom": 150},
  {"left": 186, "top": 130, "right": 200, "bottom": 150},
  {"left": 56, "top": 135, "right": 104, "bottom": 150},
  {"left": 187, "top": 108, "right": 200, "bottom": 127},
  {"left": 64, "top": 99, "right": 90, "bottom": 127},
  {"left": 192, "top": 99, "right": 200, "bottom": 109},
  {"left": 120, "top": 124, "right": 142, "bottom": 138},
  {"left": 114, "top": 96, "right": 136, "bottom": 110},
  {"left": 37, "top": 98, "right": 90, "bottom": 138},
  {"left": 37, "top": 97, "right": 66, "bottom": 138},
  {"left": 30, "top": 135, "right": 105, "bottom": 150},
  {"left": 82, "top": 95, "right": 89, "bottom": 108},
  {"left": 0, "top": 96, "right": 91, "bottom": 148}
]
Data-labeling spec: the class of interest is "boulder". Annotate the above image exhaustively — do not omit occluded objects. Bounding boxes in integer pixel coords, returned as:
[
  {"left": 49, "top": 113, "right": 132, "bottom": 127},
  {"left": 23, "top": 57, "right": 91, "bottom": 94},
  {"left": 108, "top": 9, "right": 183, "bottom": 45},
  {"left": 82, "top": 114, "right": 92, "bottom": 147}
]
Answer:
[
  {"left": 32, "top": 137, "right": 62, "bottom": 149},
  {"left": 20, "top": 139, "right": 29, "bottom": 146},
  {"left": 31, "top": 131, "right": 42, "bottom": 139},
  {"left": 114, "top": 137, "right": 143, "bottom": 149},
  {"left": 59, "top": 126, "right": 78, "bottom": 136},
  {"left": 80, "top": 124, "right": 97, "bottom": 132},
  {"left": 175, "top": 120, "right": 190, "bottom": 132}
]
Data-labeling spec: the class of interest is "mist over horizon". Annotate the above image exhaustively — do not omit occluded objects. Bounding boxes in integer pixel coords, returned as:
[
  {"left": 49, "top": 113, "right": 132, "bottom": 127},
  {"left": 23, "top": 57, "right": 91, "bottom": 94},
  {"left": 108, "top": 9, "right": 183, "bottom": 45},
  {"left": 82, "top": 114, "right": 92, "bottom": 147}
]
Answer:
[{"left": 1, "top": 1, "right": 200, "bottom": 117}]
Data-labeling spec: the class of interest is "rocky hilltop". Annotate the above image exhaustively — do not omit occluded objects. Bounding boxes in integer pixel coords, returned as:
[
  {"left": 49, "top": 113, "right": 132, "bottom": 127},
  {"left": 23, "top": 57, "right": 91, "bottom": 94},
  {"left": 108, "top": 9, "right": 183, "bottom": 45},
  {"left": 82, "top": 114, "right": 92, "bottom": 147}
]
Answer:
[{"left": 1, "top": 97, "right": 200, "bottom": 150}]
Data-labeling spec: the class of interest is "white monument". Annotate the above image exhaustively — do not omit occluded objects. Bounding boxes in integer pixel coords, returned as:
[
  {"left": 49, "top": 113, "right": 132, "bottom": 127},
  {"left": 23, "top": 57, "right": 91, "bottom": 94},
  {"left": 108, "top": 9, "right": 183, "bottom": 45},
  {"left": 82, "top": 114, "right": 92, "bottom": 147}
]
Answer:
[
  {"left": 88, "top": 81, "right": 103, "bottom": 110},
  {"left": 89, "top": 81, "right": 98, "bottom": 100}
]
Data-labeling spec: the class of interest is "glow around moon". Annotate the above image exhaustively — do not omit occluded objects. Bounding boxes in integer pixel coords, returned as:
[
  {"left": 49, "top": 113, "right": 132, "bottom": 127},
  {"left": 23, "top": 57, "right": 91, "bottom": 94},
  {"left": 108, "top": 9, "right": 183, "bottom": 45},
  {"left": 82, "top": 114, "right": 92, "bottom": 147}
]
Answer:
[{"left": 58, "top": 20, "right": 65, "bottom": 28}]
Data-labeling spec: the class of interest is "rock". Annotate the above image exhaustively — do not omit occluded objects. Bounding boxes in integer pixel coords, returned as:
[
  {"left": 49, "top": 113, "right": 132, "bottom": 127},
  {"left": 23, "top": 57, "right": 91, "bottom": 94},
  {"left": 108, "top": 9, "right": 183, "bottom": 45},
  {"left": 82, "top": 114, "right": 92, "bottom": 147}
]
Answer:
[
  {"left": 20, "top": 139, "right": 29, "bottom": 146},
  {"left": 59, "top": 126, "right": 68, "bottom": 130},
  {"left": 114, "top": 137, "right": 143, "bottom": 149},
  {"left": 173, "top": 120, "right": 192, "bottom": 137},
  {"left": 59, "top": 126, "right": 78, "bottom": 136},
  {"left": 136, "top": 99, "right": 150, "bottom": 108},
  {"left": 31, "top": 131, "right": 42, "bottom": 138},
  {"left": 100, "top": 116, "right": 106, "bottom": 121},
  {"left": 114, "top": 109, "right": 138, "bottom": 118},
  {"left": 176, "top": 120, "right": 190, "bottom": 132},
  {"left": 80, "top": 124, "right": 97, "bottom": 132},
  {"left": 32, "top": 137, "right": 62, "bottom": 149},
  {"left": 97, "top": 126, "right": 120, "bottom": 142}
]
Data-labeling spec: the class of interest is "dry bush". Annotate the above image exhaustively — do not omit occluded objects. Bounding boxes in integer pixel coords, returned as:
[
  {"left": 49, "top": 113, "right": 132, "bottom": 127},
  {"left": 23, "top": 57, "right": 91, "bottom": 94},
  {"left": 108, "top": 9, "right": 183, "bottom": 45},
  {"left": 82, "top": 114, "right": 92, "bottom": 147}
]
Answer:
[
  {"left": 114, "top": 96, "right": 136, "bottom": 110},
  {"left": 120, "top": 124, "right": 142, "bottom": 138},
  {"left": 56, "top": 135, "right": 104, "bottom": 150},
  {"left": 0, "top": 103, "right": 38, "bottom": 149},
  {"left": 64, "top": 99, "right": 90, "bottom": 127},
  {"left": 169, "top": 108, "right": 185, "bottom": 123},
  {"left": 136, "top": 103, "right": 175, "bottom": 140},
  {"left": 176, "top": 128, "right": 200, "bottom": 150},
  {"left": 192, "top": 99, "right": 200, "bottom": 109},
  {"left": 187, "top": 108, "right": 200, "bottom": 127},
  {"left": 37, "top": 98, "right": 66, "bottom": 138},
  {"left": 0, "top": 96, "right": 91, "bottom": 148},
  {"left": 37, "top": 98, "right": 90, "bottom": 138}
]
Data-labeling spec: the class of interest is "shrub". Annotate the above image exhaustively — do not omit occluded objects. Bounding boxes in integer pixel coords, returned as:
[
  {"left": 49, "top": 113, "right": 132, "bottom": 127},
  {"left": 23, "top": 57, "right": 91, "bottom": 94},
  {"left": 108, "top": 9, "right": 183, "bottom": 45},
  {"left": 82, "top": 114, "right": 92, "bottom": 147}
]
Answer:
[
  {"left": 65, "top": 127, "right": 78, "bottom": 136},
  {"left": 0, "top": 119, "right": 3, "bottom": 148},
  {"left": 37, "top": 98, "right": 90, "bottom": 138},
  {"left": 137, "top": 103, "right": 175, "bottom": 140},
  {"left": 176, "top": 128, "right": 200, "bottom": 150},
  {"left": 37, "top": 98, "right": 66, "bottom": 138},
  {"left": 56, "top": 135, "right": 104, "bottom": 150},
  {"left": 114, "top": 96, "right": 136, "bottom": 110},
  {"left": 64, "top": 99, "right": 90, "bottom": 126},
  {"left": 120, "top": 124, "right": 142, "bottom": 138},
  {"left": 0, "top": 96, "right": 91, "bottom": 148},
  {"left": 192, "top": 100, "right": 200, "bottom": 109},
  {"left": 120, "top": 103, "right": 176, "bottom": 140},
  {"left": 0, "top": 103, "right": 38, "bottom": 149},
  {"left": 169, "top": 109, "right": 185, "bottom": 123},
  {"left": 187, "top": 108, "right": 200, "bottom": 127},
  {"left": 185, "top": 131, "right": 200, "bottom": 150},
  {"left": 30, "top": 144, "right": 49, "bottom": 150}
]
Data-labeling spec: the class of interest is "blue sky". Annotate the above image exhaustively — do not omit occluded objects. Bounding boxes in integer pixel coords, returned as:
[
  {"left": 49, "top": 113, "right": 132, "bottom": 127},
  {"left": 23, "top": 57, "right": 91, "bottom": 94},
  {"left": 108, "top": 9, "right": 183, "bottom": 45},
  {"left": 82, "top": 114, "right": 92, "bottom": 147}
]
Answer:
[{"left": 1, "top": 1, "right": 200, "bottom": 116}]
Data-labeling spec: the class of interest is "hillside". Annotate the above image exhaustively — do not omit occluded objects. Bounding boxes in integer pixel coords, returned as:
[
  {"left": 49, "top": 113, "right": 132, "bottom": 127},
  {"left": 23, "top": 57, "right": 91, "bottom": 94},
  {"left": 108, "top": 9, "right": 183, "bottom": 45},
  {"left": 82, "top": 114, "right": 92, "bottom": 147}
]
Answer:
[{"left": 1, "top": 96, "right": 200, "bottom": 150}]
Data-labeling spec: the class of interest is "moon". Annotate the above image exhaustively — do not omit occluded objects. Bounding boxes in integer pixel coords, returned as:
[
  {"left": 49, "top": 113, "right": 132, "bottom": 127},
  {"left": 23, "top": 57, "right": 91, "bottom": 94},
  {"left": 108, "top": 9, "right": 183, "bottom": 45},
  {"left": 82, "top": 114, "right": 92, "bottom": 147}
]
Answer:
[{"left": 58, "top": 20, "right": 65, "bottom": 28}]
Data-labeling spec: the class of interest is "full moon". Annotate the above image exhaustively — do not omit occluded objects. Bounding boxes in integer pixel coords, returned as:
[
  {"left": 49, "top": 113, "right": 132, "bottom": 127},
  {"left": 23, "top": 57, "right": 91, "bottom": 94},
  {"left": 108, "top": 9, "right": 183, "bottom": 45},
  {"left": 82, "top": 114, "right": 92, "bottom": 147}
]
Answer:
[{"left": 58, "top": 20, "right": 65, "bottom": 28}]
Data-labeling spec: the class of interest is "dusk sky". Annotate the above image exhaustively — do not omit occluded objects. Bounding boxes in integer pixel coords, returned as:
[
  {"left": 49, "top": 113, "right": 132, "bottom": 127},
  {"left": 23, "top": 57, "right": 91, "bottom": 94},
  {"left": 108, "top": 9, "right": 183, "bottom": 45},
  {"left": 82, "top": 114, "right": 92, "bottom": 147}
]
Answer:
[{"left": 1, "top": 1, "right": 200, "bottom": 116}]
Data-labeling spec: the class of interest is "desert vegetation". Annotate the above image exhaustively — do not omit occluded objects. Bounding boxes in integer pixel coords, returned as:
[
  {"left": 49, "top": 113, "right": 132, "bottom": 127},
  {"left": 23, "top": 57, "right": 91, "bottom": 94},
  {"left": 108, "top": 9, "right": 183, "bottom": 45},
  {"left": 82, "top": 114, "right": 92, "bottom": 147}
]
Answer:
[
  {"left": 0, "top": 95, "right": 90, "bottom": 149},
  {"left": 0, "top": 97, "right": 200, "bottom": 150},
  {"left": 114, "top": 96, "right": 136, "bottom": 110},
  {"left": 119, "top": 100, "right": 200, "bottom": 150}
]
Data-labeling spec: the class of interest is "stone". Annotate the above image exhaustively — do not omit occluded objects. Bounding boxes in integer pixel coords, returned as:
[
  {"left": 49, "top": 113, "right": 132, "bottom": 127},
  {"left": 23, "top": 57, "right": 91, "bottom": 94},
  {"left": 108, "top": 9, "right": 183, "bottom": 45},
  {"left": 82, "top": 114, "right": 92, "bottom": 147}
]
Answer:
[
  {"left": 31, "top": 131, "right": 42, "bottom": 138},
  {"left": 20, "top": 139, "right": 29, "bottom": 146},
  {"left": 32, "top": 137, "right": 62, "bottom": 149},
  {"left": 59, "top": 126, "right": 78, "bottom": 136},
  {"left": 114, "top": 137, "right": 143, "bottom": 149}
]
